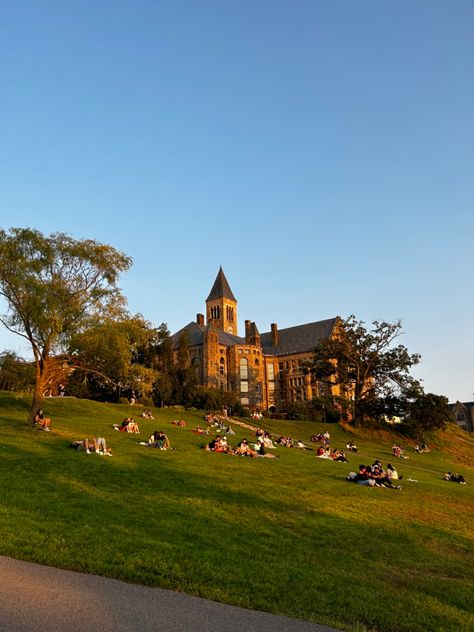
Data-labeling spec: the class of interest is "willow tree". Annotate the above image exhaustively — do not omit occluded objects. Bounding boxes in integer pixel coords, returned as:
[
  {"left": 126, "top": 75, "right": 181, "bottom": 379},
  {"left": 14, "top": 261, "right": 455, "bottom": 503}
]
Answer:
[{"left": 0, "top": 227, "right": 132, "bottom": 421}]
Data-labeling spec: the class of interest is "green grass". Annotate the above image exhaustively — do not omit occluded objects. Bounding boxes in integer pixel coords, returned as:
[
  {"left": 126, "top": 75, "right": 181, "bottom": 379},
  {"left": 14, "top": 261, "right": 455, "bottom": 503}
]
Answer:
[{"left": 0, "top": 391, "right": 473, "bottom": 631}]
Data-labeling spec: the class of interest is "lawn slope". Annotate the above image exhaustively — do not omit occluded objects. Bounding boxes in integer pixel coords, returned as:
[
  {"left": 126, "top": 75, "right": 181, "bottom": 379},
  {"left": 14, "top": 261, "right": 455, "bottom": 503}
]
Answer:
[{"left": 0, "top": 392, "right": 473, "bottom": 632}]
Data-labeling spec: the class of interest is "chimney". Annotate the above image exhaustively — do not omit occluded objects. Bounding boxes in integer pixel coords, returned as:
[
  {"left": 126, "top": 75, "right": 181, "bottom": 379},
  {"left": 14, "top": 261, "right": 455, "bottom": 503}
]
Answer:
[
  {"left": 245, "top": 320, "right": 251, "bottom": 341},
  {"left": 197, "top": 313, "right": 204, "bottom": 326},
  {"left": 271, "top": 323, "right": 279, "bottom": 346}
]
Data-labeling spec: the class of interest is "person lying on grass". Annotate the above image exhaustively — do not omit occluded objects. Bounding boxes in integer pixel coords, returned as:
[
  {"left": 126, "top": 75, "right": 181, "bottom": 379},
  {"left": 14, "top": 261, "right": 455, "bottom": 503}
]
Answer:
[
  {"left": 33, "top": 409, "right": 51, "bottom": 431},
  {"left": 71, "top": 437, "right": 112, "bottom": 455},
  {"left": 443, "top": 472, "right": 467, "bottom": 484},
  {"left": 113, "top": 417, "right": 140, "bottom": 433}
]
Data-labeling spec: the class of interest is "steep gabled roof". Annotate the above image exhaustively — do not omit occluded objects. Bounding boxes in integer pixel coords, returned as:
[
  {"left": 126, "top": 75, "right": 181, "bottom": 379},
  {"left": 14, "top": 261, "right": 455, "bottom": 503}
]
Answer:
[
  {"left": 206, "top": 266, "right": 236, "bottom": 302},
  {"left": 260, "top": 317, "right": 338, "bottom": 356},
  {"left": 171, "top": 321, "right": 245, "bottom": 349}
]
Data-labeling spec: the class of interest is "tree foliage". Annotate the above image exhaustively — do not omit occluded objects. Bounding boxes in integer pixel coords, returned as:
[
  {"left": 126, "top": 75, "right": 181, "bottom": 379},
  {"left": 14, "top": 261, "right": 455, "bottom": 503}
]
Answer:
[
  {"left": 310, "top": 315, "right": 422, "bottom": 426},
  {"left": 402, "top": 392, "right": 452, "bottom": 439},
  {"left": 0, "top": 227, "right": 132, "bottom": 419},
  {"left": 0, "top": 352, "right": 35, "bottom": 393}
]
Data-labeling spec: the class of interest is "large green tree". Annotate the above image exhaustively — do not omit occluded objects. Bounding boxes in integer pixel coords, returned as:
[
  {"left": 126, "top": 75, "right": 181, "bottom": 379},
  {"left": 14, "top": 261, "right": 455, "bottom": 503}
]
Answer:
[
  {"left": 403, "top": 392, "right": 452, "bottom": 439},
  {"left": 310, "top": 315, "right": 421, "bottom": 426},
  {"left": 69, "top": 314, "right": 160, "bottom": 402},
  {"left": 0, "top": 227, "right": 132, "bottom": 421}
]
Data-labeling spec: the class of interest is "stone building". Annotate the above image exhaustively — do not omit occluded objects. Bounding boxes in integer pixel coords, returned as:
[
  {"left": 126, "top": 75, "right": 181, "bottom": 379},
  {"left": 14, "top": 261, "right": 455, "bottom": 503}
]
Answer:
[
  {"left": 449, "top": 401, "right": 474, "bottom": 433},
  {"left": 171, "top": 267, "right": 340, "bottom": 412}
]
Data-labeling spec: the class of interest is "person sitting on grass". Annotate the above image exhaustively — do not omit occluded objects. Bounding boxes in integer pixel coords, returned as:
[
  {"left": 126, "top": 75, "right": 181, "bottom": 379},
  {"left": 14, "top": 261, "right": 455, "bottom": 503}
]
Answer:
[
  {"left": 255, "top": 441, "right": 279, "bottom": 459},
  {"left": 140, "top": 409, "right": 155, "bottom": 419},
  {"left": 33, "top": 409, "right": 51, "bottom": 431},
  {"left": 346, "top": 441, "right": 357, "bottom": 452},
  {"left": 235, "top": 438, "right": 257, "bottom": 457},
  {"left": 386, "top": 463, "right": 402, "bottom": 481},
  {"left": 148, "top": 430, "right": 171, "bottom": 450},
  {"left": 316, "top": 446, "right": 331, "bottom": 459},
  {"left": 371, "top": 463, "right": 402, "bottom": 489},
  {"left": 330, "top": 448, "right": 348, "bottom": 462}
]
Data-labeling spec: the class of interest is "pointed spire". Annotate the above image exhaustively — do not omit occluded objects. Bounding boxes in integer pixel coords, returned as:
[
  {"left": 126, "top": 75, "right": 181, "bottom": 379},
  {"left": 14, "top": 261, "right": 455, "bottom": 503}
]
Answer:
[{"left": 206, "top": 266, "right": 236, "bottom": 302}]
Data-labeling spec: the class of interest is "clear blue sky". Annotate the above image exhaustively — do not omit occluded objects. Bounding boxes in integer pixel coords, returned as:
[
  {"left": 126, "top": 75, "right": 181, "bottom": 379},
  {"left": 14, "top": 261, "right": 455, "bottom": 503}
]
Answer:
[{"left": 1, "top": 1, "right": 473, "bottom": 402}]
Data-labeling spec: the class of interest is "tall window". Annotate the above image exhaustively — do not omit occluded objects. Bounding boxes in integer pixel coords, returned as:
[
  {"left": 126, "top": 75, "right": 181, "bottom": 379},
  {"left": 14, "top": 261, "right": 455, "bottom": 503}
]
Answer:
[
  {"left": 219, "top": 357, "right": 225, "bottom": 376},
  {"left": 210, "top": 306, "right": 220, "bottom": 320},
  {"left": 240, "top": 358, "right": 248, "bottom": 393},
  {"left": 226, "top": 305, "right": 234, "bottom": 321}
]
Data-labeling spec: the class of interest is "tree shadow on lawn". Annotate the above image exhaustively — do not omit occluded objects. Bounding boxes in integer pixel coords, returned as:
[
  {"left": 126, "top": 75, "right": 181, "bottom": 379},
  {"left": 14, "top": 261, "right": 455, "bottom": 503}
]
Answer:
[{"left": 1, "top": 439, "right": 473, "bottom": 631}]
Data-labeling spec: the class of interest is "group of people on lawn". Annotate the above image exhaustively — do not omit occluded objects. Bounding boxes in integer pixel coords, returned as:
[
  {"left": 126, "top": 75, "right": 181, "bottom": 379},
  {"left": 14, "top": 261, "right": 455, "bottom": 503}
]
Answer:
[
  {"left": 346, "top": 460, "right": 402, "bottom": 489},
  {"left": 34, "top": 405, "right": 468, "bottom": 486}
]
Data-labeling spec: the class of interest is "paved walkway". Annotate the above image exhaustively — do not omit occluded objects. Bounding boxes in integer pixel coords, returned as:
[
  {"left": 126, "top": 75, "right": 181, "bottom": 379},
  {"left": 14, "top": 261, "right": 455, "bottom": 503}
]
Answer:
[{"left": 0, "top": 556, "right": 339, "bottom": 632}]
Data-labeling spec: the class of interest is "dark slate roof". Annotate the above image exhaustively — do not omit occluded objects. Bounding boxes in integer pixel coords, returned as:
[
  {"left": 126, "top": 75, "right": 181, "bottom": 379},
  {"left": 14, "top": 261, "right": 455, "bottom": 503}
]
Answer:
[
  {"left": 171, "top": 321, "right": 246, "bottom": 349},
  {"left": 260, "top": 318, "right": 338, "bottom": 356},
  {"left": 206, "top": 267, "right": 237, "bottom": 302},
  {"left": 449, "top": 401, "right": 474, "bottom": 410}
]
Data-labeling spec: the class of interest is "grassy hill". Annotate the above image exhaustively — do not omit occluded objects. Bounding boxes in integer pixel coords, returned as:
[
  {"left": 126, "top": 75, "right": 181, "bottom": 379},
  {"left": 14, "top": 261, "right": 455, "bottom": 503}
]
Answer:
[{"left": 0, "top": 391, "right": 472, "bottom": 631}]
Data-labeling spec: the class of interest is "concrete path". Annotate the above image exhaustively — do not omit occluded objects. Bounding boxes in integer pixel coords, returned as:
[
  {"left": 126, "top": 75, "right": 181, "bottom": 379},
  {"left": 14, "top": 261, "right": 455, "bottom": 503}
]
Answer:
[{"left": 0, "top": 556, "right": 339, "bottom": 632}]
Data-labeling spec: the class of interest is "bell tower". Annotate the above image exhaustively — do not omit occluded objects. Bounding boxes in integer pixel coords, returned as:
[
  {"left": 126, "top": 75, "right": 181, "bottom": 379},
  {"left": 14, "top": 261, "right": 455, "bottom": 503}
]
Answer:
[{"left": 206, "top": 266, "right": 238, "bottom": 335}]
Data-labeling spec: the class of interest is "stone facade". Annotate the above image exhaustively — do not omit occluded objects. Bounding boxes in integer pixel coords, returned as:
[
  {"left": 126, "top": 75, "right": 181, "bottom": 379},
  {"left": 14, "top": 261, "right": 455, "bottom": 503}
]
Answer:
[
  {"left": 449, "top": 401, "right": 474, "bottom": 433},
  {"left": 172, "top": 267, "right": 340, "bottom": 411}
]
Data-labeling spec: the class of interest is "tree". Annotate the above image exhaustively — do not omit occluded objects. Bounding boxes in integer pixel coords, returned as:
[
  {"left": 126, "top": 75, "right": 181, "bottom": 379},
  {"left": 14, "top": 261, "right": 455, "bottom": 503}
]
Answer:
[
  {"left": 0, "top": 227, "right": 132, "bottom": 421},
  {"left": 69, "top": 314, "right": 158, "bottom": 402},
  {"left": 403, "top": 392, "right": 452, "bottom": 439},
  {"left": 0, "top": 351, "right": 35, "bottom": 393},
  {"left": 172, "top": 330, "right": 198, "bottom": 407},
  {"left": 309, "top": 315, "right": 421, "bottom": 426}
]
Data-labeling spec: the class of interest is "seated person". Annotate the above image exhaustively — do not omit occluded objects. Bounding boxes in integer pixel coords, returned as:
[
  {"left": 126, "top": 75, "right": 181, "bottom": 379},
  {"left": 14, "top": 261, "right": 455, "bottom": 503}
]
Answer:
[
  {"left": 262, "top": 432, "right": 275, "bottom": 448},
  {"left": 346, "top": 441, "right": 357, "bottom": 452},
  {"left": 355, "top": 465, "right": 376, "bottom": 486},
  {"left": 148, "top": 430, "right": 171, "bottom": 449},
  {"left": 330, "top": 448, "right": 348, "bottom": 462},
  {"left": 316, "top": 446, "right": 331, "bottom": 459},
  {"left": 208, "top": 435, "right": 229, "bottom": 453},
  {"left": 226, "top": 425, "right": 235, "bottom": 435},
  {"left": 235, "top": 438, "right": 257, "bottom": 457},
  {"left": 255, "top": 442, "right": 279, "bottom": 459},
  {"left": 386, "top": 463, "right": 402, "bottom": 481},
  {"left": 33, "top": 409, "right": 51, "bottom": 431}
]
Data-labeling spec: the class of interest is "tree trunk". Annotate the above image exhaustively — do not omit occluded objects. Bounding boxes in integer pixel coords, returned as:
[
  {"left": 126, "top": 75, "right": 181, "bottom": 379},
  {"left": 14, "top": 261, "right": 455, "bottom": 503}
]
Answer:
[{"left": 28, "top": 360, "right": 45, "bottom": 424}]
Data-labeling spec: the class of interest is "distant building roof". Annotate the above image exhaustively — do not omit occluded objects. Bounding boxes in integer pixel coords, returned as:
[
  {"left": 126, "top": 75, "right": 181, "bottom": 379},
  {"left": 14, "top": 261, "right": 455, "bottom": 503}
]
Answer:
[
  {"left": 206, "top": 267, "right": 236, "bottom": 302},
  {"left": 260, "top": 318, "right": 338, "bottom": 356},
  {"left": 449, "top": 401, "right": 474, "bottom": 410},
  {"left": 171, "top": 321, "right": 245, "bottom": 349}
]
